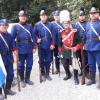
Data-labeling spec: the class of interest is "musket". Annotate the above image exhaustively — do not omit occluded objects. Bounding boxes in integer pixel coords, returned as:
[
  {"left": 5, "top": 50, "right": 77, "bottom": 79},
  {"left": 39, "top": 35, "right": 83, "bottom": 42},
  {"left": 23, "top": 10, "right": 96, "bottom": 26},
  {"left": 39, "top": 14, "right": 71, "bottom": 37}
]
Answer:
[
  {"left": 39, "top": 65, "right": 43, "bottom": 83},
  {"left": 80, "top": 44, "right": 87, "bottom": 85},
  {"left": 58, "top": 54, "right": 63, "bottom": 78},
  {"left": 17, "top": 62, "right": 21, "bottom": 91},
  {"left": 51, "top": 54, "right": 55, "bottom": 74},
  {"left": 3, "top": 85, "right": 7, "bottom": 99},
  {"left": 14, "top": 50, "right": 21, "bottom": 91},
  {"left": 58, "top": 65, "right": 60, "bottom": 78}
]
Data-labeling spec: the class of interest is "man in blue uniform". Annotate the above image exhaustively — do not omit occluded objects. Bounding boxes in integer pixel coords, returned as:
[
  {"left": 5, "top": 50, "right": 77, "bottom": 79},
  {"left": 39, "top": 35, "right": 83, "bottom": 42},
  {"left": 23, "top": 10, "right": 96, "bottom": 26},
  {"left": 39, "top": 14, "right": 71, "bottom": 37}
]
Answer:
[
  {"left": 11, "top": 10, "right": 37, "bottom": 87},
  {"left": 33, "top": 9, "right": 55, "bottom": 81},
  {"left": 75, "top": 7, "right": 89, "bottom": 84},
  {"left": 0, "top": 19, "right": 16, "bottom": 98},
  {"left": 85, "top": 4, "right": 100, "bottom": 89},
  {"left": 75, "top": 7, "right": 87, "bottom": 47},
  {"left": 51, "top": 10, "right": 64, "bottom": 74}
]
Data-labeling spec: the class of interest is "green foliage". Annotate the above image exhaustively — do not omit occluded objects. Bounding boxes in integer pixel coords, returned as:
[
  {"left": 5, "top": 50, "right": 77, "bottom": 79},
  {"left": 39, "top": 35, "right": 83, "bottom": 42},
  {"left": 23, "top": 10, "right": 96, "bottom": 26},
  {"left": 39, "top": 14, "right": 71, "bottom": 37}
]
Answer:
[{"left": 0, "top": 0, "right": 100, "bottom": 23}]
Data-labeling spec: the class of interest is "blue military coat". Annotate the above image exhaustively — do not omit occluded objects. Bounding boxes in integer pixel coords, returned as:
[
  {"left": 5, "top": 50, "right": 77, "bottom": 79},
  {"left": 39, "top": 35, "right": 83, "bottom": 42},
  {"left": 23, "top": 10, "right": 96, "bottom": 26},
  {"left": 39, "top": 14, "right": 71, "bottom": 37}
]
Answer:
[
  {"left": 85, "top": 20, "right": 100, "bottom": 51},
  {"left": 0, "top": 33, "right": 16, "bottom": 65},
  {"left": 75, "top": 21, "right": 87, "bottom": 44},
  {"left": 11, "top": 23, "right": 37, "bottom": 54},
  {"left": 52, "top": 21, "right": 63, "bottom": 46},
  {"left": 33, "top": 21, "right": 55, "bottom": 49}
]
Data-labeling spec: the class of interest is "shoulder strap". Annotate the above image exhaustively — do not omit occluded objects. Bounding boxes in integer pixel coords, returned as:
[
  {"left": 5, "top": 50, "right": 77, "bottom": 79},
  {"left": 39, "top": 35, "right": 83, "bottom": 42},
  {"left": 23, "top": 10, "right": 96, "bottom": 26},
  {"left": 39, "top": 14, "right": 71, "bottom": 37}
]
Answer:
[
  {"left": 0, "top": 54, "right": 7, "bottom": 76},
  {"left": 77, "top": 22, "right": 85, "bottom": 31},
  {"left": 40, "top": 22, "right": 52, "bottom": 37},
  {"left": 62, "top": 30, "right": 76, "bottom": 42},
  {"left": 90, "top": 23, "right": 100, "bottom": 40},
  {"left": 16, "top": 23, "right": 33, "bottom": 42},
  {"left": 54, "top": 22, "right": 64, "bottom": 30},
  {"left": 0, "top": 33, "right": 9, "bottom": 50}
]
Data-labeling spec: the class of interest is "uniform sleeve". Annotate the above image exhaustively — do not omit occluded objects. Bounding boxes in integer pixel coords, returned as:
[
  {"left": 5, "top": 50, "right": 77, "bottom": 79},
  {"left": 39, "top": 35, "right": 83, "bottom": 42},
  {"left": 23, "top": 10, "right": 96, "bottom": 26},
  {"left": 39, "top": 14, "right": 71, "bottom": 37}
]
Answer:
[
  {"left": 85, "top": 22, "right": 89, "bottom": 42},
  {"left": 74, "top": 32, "right": 81, "bottom": 50},
  {"left": 33, "top": 23, "right": 39, "bottom": 39},
  {"left": 30, "top": 26, "right": 37, "bottom": 49},
  {"left": 11, "top": 25, "right": 17, "bottom": 40},
  {"left": 75, "top": 32, "right": 81, "bottom": 44},
  {"left": 58, "top": 31, "right": 63, "bottom": 47},
  {"left": 9, "top": 35, "right": 17, "bottom": 51},
  {"left": 51, "top": 23, "right": 56, "bottom": 45},
  {"left": 10, "top": 25, "right": 18, "bottom": 50}
]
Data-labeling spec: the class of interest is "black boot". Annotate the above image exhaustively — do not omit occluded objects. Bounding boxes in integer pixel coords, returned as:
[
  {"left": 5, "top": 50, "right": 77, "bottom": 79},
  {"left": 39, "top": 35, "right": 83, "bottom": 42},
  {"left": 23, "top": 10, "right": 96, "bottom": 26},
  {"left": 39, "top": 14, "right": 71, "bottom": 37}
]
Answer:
[
  {"left": 0, "top": 88, "right": 2, "bottom": 94},
  {"left": 46, "top": 70, "right": 52, "bottom": 81},
  {"left": 46, "top": 66, "right": 52, "bottom": 81},
  {"left": 79, "top": 69, "right": 83, "bottom": 76},
  {"left": 0, "top": 88, "right": 4, "bottom": 100},
  {"left": 86, "top": 72, "right": 96, "bottom": 86},
  {"left": 55, "top": 61, "right": 60, "bottom": 74},
  {"left": 46, "top": 71, "right": 52, "bottom": 81},
  {"left": 5, "top": 89, "right": 16, "bottom": 95},
  {"left": 63, "top": 66, "right": 71, "bottom": 81},
  {"left": 85, "top": 66, "right": 89, "bottom": 79},
  {"left": 41, "top": 75, "right": 46, "bottom": 82},
  {"left": 54, "top": 67, "right": 60, "bottom": 74},
  {"left": 74, "top": 70, "right": 79, "bottom": 85},
  {"left": 25, "top": 72, "right": 34, "bottom": 85},
  {"left": 19, "top": 72, "right": 26, "bottom": 88},
  {"left": 40, "top": 65, "right": 46, "bottom": 82},
  {"left": 46, "top": 74, "right": 52, "bottom": 81},
  {"left": 5, "top": 81, "right": 16, "bottom": 95}
]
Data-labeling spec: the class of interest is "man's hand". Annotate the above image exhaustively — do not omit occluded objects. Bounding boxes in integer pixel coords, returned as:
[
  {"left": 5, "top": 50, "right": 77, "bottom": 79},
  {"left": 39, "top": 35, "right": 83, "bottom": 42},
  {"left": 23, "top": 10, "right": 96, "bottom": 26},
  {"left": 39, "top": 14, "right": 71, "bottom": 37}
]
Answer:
[
  {"left": 13, "top": 50, "right": 18, "bottom": 68},
  {"left": 50, "top": 45, "right": 55, "bottom": 50},
  {"left": 37, "top": 38, "right": 41, "bottom": 43},
  {"left": 72, "top": 47, "right": 76, "bottom": 52},
  {"left": 33, "top": 49, "right": 37, "bottom": 53}
]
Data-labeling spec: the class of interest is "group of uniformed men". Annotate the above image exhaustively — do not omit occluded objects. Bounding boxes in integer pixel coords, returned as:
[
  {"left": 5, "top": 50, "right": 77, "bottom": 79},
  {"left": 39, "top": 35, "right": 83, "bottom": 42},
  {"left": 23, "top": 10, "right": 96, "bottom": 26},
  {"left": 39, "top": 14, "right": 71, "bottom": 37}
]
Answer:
[{"left": 0, "top": 3, "right": 100, "bottom": 99}]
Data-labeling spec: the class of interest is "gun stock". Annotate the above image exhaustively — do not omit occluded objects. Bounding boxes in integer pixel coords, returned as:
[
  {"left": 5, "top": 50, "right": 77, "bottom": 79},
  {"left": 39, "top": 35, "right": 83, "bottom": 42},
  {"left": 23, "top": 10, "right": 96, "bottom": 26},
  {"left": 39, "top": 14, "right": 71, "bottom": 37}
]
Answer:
[
  {"left": 52, "top": 60, "right": 54, "bottom": 74},
  {"left": 80, "top": 44, "right": 87, "bottom": 85},
  {"left": 39, "top": 66, "right": 43, "bottom": 83},
  {"left": 3, "top": 85, "right": 7, "bottom": 99},
  {"left": 14, "top": 50, "right": 21, "bottom": 91}
]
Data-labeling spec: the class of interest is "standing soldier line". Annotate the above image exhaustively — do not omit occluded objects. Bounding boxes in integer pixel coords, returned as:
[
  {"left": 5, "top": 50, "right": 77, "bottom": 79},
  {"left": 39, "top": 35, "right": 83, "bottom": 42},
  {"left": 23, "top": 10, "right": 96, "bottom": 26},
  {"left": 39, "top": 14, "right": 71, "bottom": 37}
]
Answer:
[{"left": 0, "top": 4, "right": 100, "bottom": 99}]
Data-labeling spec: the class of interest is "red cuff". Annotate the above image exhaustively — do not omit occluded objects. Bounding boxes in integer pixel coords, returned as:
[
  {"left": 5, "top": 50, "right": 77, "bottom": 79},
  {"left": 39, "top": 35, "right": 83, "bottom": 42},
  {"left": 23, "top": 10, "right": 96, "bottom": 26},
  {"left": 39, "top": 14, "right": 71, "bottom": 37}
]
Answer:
[
  {"left": 76, "top": 44, "right": 81, "bottom": 50},
  {"left": 12, "top": 48, "right": 17, "bottom": 51},
  {"left": 51, "top": 42, "right": 55, "bottom": 46},
  {"left": 33, "top": 46, "right": 37, "bottom": 49},
  {"left": 58, "top": 47, "right": 62, "bottom": 53}
]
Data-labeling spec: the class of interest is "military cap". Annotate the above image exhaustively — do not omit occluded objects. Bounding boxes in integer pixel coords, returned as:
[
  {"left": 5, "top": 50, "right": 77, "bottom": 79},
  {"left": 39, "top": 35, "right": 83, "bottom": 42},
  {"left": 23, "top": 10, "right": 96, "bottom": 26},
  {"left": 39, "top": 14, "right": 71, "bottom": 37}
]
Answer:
[
  {"left": 40, "top": 8, "right": 48, "bottom": 16},
  {"left": 79, "top": 7, "right": 85, "bottom": 16},
  {"left": 52, "top": 10, "right": 60, "bottom": 16},
  {"left": 89, "top": 3, "right": 99, "bottom": 14},
  {"left": 0, "top": 19, "right": 9, "bottom": 26},
  {"left": 19, "top": 10, "right": 27, "bottom": 17}
]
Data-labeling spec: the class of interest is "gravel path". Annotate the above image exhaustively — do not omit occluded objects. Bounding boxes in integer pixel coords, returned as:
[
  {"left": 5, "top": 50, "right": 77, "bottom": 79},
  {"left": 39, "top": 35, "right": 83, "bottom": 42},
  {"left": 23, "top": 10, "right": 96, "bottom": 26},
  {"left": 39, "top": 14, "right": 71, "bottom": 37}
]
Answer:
[{"left": 7, "top": 53, "right": 100, "bottom": 100}]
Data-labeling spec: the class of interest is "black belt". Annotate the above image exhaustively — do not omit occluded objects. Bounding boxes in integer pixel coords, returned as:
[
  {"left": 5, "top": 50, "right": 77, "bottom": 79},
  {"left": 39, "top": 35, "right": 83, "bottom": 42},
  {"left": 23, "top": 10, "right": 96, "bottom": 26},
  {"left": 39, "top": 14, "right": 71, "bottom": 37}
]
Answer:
[
  {"left": 0, "top": 51, "right": 9, "bottom": 55},
  {"left": 88, "top": 37, "right": 100, "bottom": 41},
  {"left": 17, "top": 39, "right": 31, "bottom": 43}
]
